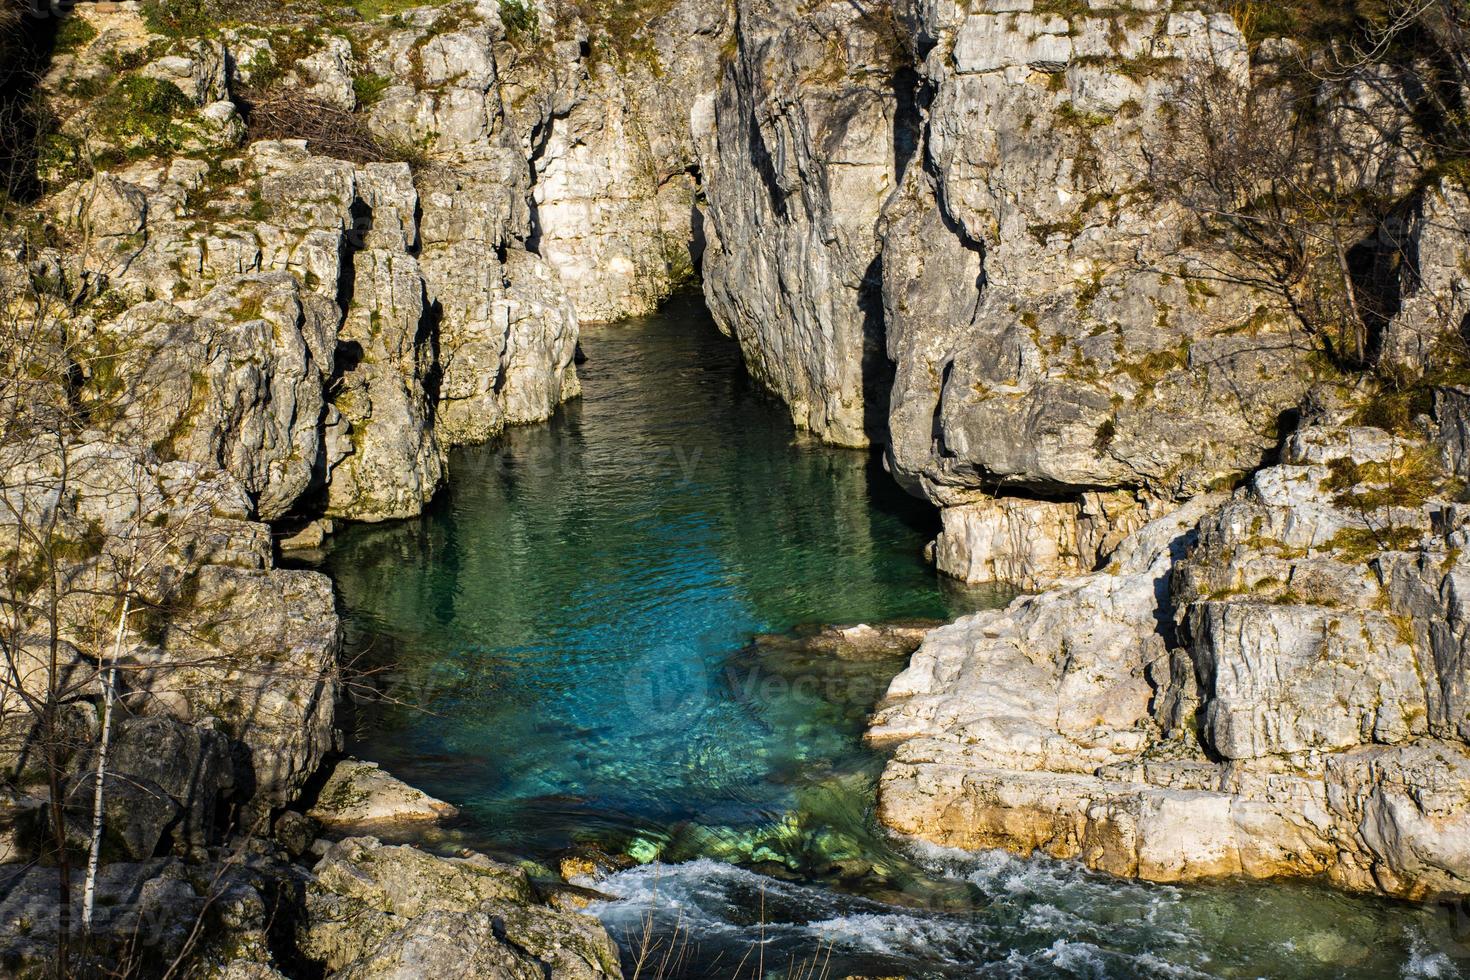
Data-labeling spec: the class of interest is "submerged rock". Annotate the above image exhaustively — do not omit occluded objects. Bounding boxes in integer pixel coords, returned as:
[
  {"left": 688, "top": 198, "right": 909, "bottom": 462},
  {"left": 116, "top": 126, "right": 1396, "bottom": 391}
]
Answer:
[
  {"left": 558, "top": 844, "right": 635, "bottom": 884},
  {"left": 751, "top": 621, "right": 939, "bottom": 661}
]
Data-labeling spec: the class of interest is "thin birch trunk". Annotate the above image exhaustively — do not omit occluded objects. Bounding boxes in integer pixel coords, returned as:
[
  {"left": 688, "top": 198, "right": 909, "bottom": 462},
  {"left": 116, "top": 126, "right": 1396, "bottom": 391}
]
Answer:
[{"left": 82, "top": 593, "right": 128, "bottom": 931}]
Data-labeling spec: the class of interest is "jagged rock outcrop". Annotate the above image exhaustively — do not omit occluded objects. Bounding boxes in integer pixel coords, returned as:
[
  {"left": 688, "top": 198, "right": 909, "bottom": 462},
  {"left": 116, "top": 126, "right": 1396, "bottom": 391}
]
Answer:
[
  {"left": 61, "top": 716, "right": 235, "bottom": 863},
  {"left": 82, "top": 272, "right": 335, "bottom": 522},
  {"left": 344, "top": 0, "right": 725, "bottom": 326},
  {"left": 1376, "top": 178, "right": 1470, "bottom": 374},
  {"left": 0, "top": 437, "right": 340, "bottom": 830},
  {"left": 525, "top": 54, "right": 675, "bottom": 323},
  {"left": 929, "top": 490, "right": 1158, "bottom": 591},
  {"left": 37, "top": 1, "right": 606, "bottom": 524},
  {"left": 45, "top": 142, "right": 445, "bottom": 525},
  {"left": 880, "top": 1, "right": 1321, "bottom": 584},
  {"left": 698, "top": 0, "right": 910, "bottom": 447},
  {"left": 301, "top": 837, "right": 623, "bottom": 979},
  {"left": 417, "top": 165, "right": 581, "bottom": 445},
  {"left": 498, "top": 0, "right": 732, "bottom": 323},
  {"left": 0, "top": 826, "right": 625, "bottom": 980},
  {"left": 870, "top": 412, "right": 1470, "bottom": 900}
]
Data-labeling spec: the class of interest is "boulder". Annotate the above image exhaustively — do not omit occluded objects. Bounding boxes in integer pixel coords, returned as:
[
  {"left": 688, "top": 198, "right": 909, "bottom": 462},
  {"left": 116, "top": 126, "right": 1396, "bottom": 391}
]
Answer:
[
  {"left": 306, "top": 760, "right": 458, "bottom": 832},
  {"left": 142, "top": 566, "right": 340, "bottom": 812},
  {"left": 64, "top": 715, "right": 234, "bottom": 863},
  {"left": 301, "top": 837, "right": 622, "bottom": 979},
  {"left": 0, "top": 860, "right": 204, "bottom": 978},
  {"left": 870, "top": 421, "right": 1470, "bottom": 900},
  {"left": 88, "top": 273, "right": 333, "bottom": 522}
]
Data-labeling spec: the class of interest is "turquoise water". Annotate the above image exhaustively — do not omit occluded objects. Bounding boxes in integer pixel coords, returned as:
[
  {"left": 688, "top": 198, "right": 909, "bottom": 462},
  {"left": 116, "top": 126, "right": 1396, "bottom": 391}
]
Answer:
[{"left": 322, "top": 294, "right": 1467, "bottom": 979}]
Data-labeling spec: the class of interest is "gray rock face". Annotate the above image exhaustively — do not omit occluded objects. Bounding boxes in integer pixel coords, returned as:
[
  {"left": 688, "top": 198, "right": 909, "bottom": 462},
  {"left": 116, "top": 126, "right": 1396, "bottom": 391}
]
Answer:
[
  {"left": 90, "top": 273, "right": 334, "bottom": 522},
  {"left": 0, "top": 859, "right": 205, "bottom": 977},
  {"left": 52, "top": 144, "right": 438, "bottom": 525},
  {"left": 39, "top": 0, "right": 619, "bottom": 525},
  {"left": 65, "top": 715, "right": 234, "bottom": 863},
  {"left": 930, "top": 490, "right": 1154, "bottom": 589},
  {"left": 325, "top": 244, "right": 442, "bottom": 523},
  {"left": 1376, "top": 179, "right": 1470, "bottom": 374},
  {"left": 870, "top": 418, "right": 1470, "bottom": 900},
  {"left": 301, "top": 837, "right": 623, "bottom": 979},
  {"left": 417, "top": 163, "right": 581, "bottom": 446},
  {"left": 7, "top": 9, "right": 619, "bottom": 888},
  {"left": 491, "top": 0, "right": 731, "bottom": 323},
  {"left": 352, "top": 0, "right": 710, "bottom": 326},
  {"left": 689, "top": 0, "right": 1339, "bottom": 579},
  {"left": 146, "top": 565, "right": 340, "bottom": 811},
  {"left": 528, "top": 58, "right": 674, "bottom": 324},
  {"left": 877, "top": 2, "right": 1320, "bottom": 582},
  {"left": 698, "top": 0, "right": 909, "bottom": 447},
  {"left": 363, "top": 13, "right": 509, "bottom": 162},
  {"left": 1434, "top": 385, "right": 1470, "bottom": 483},
  {"left": 48, "top": 124, "right": 589, "bottom": 519},
  {"left": 870, "top": 497, "right": 1220, "bottom": 776},
  {"left": 0, "top": 436, "right": 343, "bottom": 820}
]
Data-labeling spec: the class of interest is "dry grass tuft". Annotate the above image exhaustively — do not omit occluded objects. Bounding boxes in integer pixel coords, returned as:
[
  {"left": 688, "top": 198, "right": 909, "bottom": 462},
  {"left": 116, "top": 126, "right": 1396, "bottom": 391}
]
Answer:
[{"left": 241, "top": 91, "right": 423, "bottom": 168}]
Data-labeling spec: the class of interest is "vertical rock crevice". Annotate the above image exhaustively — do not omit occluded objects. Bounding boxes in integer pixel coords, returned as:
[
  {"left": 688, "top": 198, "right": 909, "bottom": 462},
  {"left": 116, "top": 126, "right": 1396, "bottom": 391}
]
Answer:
[{"left": 697, "top": 0, "right": 914, "bottom": 449}]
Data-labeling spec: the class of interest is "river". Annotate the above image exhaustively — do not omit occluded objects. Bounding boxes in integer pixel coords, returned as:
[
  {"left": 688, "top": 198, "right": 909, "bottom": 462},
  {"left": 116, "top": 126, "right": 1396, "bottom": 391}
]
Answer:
[{"left": 321, "top": 293, "right": 1463, "bottom": 979}]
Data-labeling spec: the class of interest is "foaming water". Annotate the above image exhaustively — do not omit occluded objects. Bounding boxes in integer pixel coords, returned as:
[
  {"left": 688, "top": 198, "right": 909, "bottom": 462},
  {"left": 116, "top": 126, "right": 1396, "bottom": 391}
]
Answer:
[
  {"left": 321, "top": 295, "right": 1465, "bottom": 979},
  {"left": 587, "top": 846, "right": 1467, "bottom": 979}
]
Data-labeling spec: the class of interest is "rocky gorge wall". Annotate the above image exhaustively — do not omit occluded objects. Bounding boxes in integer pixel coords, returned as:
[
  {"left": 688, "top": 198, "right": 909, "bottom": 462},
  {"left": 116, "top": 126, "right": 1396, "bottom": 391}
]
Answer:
[
  {"left": 695, "top": 0, "right": 912, "bottom": 447},
  {"left": 689, "top": 0, "right": 1470, "bottom": 903},
  {"left": 5, "top": 0, "right": 1470, "bottom": 972},
  {"left": 0, "top": 0, "right": 734, "bottom": 972}
]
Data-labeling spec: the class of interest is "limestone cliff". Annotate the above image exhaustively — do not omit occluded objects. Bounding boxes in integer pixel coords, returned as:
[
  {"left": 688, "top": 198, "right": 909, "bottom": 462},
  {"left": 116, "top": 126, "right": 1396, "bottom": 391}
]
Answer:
[
  {"left": 871, "top": 406, "right": 1470, "bottom": 900},
  {"left": 697, "top": 0, "right": 912, "bottom": 447},
  {"left": 5, "top": 0, "right": 1470, "bottom": 965},
  {"left": 692, "top": 0, "right": 1470, "bottom": 902},
  {"left": 0, "top": 3, "right": 653, "bottom": 972}
]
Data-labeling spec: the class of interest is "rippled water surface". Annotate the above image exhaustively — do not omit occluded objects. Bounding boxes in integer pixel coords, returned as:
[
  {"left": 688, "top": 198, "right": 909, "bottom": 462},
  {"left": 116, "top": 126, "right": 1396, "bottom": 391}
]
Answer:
[{"left": 322, "top": 294, "right": 1466, "bottom": 979}]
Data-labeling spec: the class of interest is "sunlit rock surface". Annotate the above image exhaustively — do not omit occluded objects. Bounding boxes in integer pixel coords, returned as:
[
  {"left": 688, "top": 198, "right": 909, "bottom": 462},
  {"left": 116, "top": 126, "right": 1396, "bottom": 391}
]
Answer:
[{"left": 872, "top": 415, "right": 1470, "bottom": 899}]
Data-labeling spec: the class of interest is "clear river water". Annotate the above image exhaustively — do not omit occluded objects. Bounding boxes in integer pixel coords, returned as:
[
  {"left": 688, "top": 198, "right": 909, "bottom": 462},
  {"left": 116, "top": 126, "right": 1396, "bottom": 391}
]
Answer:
[{"left": 320, "top": 293, "right": 1467, "bottom": 979}]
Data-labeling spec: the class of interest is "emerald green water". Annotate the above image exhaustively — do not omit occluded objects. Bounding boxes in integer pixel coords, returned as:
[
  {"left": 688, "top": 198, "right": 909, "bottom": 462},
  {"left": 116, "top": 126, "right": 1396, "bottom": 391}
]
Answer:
[{"left": 321, "top": 294, "right": 1467, "bottom": 979}]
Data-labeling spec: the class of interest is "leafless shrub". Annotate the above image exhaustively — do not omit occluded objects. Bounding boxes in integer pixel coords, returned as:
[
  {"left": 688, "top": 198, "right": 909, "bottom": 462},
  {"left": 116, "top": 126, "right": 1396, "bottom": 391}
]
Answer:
[
  {"left": 1329, "top": 0, "right": 1470, "bottom": 160},
  {"left": 1152, "top": 62, "right": 1381, "bottom": 367},
  {"left": 240, "top": 90, "right": 425, "bottom": 168},
  {"left": 0, "top": 9, "right": 49, "bottom": 213}
]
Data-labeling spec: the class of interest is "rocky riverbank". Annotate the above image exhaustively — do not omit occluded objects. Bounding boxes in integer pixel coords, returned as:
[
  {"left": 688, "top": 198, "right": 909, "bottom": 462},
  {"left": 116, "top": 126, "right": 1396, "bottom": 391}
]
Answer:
[
  {"left": 869, "top": 410, "right": 1470, "bottom": 899},
  {"left": 0, "top": 0, "right": 724, "bottom": 972},
  {"left": 695, "top": 0, "right": 1470, "bottom": 902},
  {"left": 2, "top": 0, "right": 1470, "bottom": 974}
]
